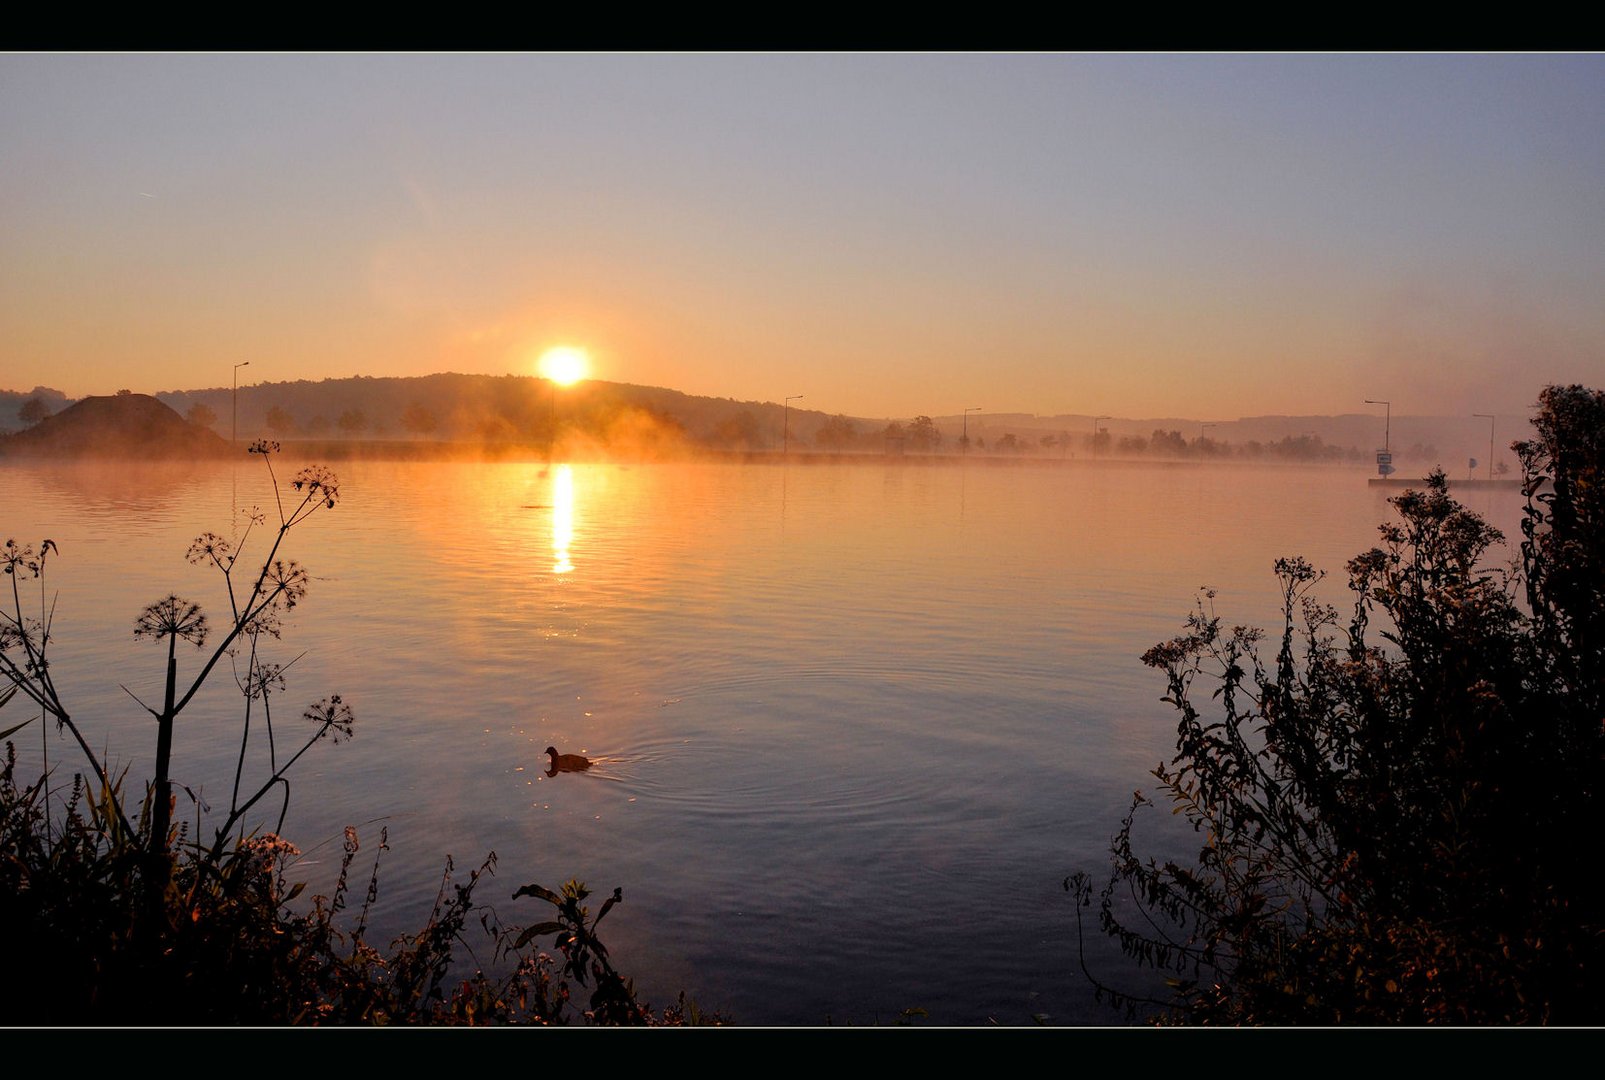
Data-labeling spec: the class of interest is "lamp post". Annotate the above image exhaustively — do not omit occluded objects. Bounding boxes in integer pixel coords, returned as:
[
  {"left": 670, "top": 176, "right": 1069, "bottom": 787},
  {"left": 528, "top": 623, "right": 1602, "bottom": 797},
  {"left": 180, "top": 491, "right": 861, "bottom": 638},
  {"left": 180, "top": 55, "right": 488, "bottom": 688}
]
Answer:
[
  {"left": 1473, "top": 413, "right": 1495, "bottom": 481},
  {"left": 784, "top": 395, "right": 803, "bottom": 456},
  {"left": 963, "top": 407, "right": 982, "bottom": 454},
  {"left": 232, "top": 361, "right": 250, "bottom": 447},
  {"left": 1365, "top": 399, "right": 1393, "bottom": 478},
  {"left": 1199, "top": 421, "right": 1216, "bottom": 453},
  {"left": 1093, "top": 415, "right": 1110, "bottom": 456},
  {"left": 1364, "top": 399, "right": 1391, "bottom": 452}
]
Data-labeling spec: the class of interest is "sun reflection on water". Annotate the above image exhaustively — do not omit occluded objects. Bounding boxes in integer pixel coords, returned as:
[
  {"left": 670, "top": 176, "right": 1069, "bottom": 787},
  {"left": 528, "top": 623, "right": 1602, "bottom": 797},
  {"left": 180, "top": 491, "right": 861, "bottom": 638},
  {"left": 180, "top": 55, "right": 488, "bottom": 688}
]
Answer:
[{"left": 552, "top": 464, "right": 575, "bottom": 574}]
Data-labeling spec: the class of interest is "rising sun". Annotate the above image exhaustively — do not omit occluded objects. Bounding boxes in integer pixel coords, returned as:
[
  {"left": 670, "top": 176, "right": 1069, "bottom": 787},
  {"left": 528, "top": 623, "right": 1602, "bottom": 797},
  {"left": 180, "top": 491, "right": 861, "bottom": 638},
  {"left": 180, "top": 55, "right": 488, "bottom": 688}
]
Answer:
[{"left": 538, "top": 346, "right": 589, "bottom": 386}]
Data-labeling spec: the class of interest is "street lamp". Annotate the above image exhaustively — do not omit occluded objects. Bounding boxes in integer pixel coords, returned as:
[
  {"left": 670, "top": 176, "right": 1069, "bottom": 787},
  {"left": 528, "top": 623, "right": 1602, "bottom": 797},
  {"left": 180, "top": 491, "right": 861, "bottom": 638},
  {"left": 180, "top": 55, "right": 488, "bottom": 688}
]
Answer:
[
  {"left": 1199, "top": 421, "right": 1216, "bottom": 450},
  {"left": 232, "top": 361, "right": 250, "bottom": 447},
  {"left": 1093, "top": 415, "right": 1110, "bottom": 456},
  {"left": 1364, "top": 399, "right": 1391, "bottom": 452},
  {"left": 1473, "top": 413, "right": 1495, "bottom": 482},
  {"left": 963, "top": 407, "right": 982, "bottom": 453},
  {"left": 784, "top": 395, "right": 804, "bottom": 456}
]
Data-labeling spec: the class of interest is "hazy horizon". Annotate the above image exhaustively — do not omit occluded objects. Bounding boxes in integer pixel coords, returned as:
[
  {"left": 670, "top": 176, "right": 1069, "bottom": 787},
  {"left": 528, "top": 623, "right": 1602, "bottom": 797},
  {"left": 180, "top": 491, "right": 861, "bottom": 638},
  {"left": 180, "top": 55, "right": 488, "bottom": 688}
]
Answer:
[
  {"left": 5, "top": 53, "right": 1602, "bottom": 420},
  {"left": 0, "top": 370, "right": 1557, "bottom": 433}
]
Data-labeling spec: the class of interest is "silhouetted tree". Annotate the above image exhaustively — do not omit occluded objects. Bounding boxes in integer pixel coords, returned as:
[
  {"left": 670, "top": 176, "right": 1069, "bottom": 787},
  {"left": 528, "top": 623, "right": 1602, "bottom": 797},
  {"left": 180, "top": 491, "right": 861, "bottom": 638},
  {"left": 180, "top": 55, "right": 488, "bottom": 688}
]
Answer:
[
  {"left": 711, "top": 409, "right": 762, "bottom": 450},
  {"left": 1149, "top": 429, "right": 1188, "bottom": 457},
  {"left": 400, "top": 402, "right": 439, "bottom": 436},
  {"left": 1070, "top": 384, "right": 1605, "bottom": 1025},
  {"left": 814, "top": 414, "right": 858, "bottom": 451},
  {"left": 186, "top": 402, "right": 218, "bottom": 429},
  {"left": 908, "top": 416, "right": 941, "bottom": 451},
  {"left": 18, "top": 397, "right": 51, "bottom": 427},
  {"left": 336, "top": 409, "right": 368, "bottom": 436},
  {"left": 265, "top": 405, "right": 296, "bottom": 436}
]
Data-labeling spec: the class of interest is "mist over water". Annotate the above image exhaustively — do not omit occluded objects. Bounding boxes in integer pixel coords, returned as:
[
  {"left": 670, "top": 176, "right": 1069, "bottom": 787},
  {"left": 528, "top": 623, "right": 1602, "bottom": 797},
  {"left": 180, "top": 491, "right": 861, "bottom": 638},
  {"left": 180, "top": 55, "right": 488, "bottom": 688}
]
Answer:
[{"left": 2, "top": 456, "right": 1528, "bottom": 1024}]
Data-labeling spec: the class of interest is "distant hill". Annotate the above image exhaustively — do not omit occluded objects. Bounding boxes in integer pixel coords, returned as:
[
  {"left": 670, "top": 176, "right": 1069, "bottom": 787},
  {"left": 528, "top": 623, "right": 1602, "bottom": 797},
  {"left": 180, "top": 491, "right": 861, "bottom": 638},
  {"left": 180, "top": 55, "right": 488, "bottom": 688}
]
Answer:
[
  {"left": 0, "top": 393, "right": 232, "bottom": 458},
  {"left": 156, "top": 372, "right": 815, "bottom": 455}
]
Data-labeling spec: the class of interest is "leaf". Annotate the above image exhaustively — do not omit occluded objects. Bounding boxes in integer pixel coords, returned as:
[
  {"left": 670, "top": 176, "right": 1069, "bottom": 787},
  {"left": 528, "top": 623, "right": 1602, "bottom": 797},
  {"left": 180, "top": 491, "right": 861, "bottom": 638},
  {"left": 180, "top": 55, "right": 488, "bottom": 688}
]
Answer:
[
  {"left": 513, "top": 921, "right": 567, "bottom": 949},
  {"left": 512, "top": 882, "right": 564, "bottom": 905},
  {"left": 0, "top": 717, "right": 35, "bottom": 741}
]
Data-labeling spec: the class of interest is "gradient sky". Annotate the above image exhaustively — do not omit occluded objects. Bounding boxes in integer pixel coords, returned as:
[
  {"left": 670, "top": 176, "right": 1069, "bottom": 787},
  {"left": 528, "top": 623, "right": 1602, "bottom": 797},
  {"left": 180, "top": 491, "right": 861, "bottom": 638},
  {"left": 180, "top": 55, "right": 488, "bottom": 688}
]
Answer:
[{"left": 4, "top": 53, "right": 1602, "bottom": 420}]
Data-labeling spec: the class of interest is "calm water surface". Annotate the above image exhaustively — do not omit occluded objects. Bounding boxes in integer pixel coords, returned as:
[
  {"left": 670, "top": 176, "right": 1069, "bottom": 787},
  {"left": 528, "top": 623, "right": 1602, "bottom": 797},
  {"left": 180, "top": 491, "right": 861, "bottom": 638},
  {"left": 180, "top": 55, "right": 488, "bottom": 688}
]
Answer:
[{"left": 2, "top": 456, "right": 1525, "bottom": 1024}]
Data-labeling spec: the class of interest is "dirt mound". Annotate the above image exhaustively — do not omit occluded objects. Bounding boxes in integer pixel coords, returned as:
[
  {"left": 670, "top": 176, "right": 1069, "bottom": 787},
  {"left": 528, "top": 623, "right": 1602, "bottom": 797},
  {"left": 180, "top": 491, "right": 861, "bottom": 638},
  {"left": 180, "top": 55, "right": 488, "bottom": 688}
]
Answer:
[{"left": 1, "top": 393, "right": 233, "bottom": 458}]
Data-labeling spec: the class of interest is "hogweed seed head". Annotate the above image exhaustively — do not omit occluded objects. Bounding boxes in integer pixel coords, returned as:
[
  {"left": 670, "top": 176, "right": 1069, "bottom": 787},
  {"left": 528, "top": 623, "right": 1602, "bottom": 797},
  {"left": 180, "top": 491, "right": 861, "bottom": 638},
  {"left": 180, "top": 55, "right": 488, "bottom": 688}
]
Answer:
[
  {"left": 291, "top": 466, "right": 340, "bottom": 509},
  {"left": 2, "top": 538, "right": 54, "bottom": 579},
  {"left": 186, "top": 532, "right": 234, "bottom": 567},
  {"left": 134, "top": 595, "right": 209, "bottom": 648},
  {"left": 264, "top": 559, "right": 309, "bottom": 609},
  {"left": 304, "top": 695, "right": 355, "bottom": 744},
  {"left": 244, "top": 661, "right": 287, "bottom": 700}
]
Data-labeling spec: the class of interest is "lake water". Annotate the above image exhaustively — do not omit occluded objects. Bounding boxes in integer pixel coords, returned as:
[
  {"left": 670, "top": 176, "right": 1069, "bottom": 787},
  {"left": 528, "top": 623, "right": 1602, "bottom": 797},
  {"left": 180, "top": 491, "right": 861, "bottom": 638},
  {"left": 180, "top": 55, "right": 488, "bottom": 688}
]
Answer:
[{"left": 1, "top": 454, "right": 1527, "bottom": 1024}]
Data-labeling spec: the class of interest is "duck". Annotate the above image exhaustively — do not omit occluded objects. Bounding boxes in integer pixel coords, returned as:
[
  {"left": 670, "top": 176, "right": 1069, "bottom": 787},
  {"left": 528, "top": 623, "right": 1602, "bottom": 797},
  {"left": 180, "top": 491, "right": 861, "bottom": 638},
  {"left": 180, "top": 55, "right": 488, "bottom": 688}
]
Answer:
[{"left": 545, "top": 745, "right": 593, "bottom": 775}]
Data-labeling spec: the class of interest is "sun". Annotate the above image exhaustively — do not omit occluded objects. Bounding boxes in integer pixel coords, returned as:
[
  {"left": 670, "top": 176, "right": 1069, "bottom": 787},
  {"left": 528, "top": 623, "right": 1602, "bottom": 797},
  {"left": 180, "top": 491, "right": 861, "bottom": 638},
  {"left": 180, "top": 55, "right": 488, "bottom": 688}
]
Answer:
[{"left": 537, "top": 346, "right": 589, "bottom": 387}]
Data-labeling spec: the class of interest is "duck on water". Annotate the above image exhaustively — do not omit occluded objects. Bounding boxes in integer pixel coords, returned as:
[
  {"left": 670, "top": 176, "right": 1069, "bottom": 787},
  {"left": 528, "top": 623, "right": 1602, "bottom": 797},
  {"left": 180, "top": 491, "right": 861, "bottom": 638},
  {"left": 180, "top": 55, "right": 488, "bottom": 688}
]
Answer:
[{"left": 545, "top": 746, "right": 592, "bottom": 775}]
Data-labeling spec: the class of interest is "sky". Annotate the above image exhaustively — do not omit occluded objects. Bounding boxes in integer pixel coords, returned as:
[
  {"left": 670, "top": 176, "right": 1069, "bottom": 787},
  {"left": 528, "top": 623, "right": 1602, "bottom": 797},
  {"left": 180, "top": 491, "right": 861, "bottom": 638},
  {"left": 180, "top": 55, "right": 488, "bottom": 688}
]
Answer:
[{"left": 3, "top": 52, "right": 1603, "bottom": 421}]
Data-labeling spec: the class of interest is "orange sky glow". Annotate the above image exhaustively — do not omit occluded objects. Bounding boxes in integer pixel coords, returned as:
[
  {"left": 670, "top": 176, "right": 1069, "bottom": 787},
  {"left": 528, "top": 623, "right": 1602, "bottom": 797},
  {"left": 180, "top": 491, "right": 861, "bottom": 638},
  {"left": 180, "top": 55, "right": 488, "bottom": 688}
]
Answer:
[{"left": 4, "top": 53, "right": 1603, "bottom": 422}]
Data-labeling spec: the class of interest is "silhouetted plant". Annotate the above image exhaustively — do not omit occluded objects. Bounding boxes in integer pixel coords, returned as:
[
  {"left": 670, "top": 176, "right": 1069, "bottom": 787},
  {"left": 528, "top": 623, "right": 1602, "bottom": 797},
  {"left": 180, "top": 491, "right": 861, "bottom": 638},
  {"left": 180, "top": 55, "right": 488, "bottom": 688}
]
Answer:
[
  {"left": 1069, "top": 385, "right": 1605, "bottom": 1024},
  {"left": 1, "top": 444, "right": 707, "bottom": 1025},
  {"left": 511, "top": 879, "right": 660, "bottom": 1025}
]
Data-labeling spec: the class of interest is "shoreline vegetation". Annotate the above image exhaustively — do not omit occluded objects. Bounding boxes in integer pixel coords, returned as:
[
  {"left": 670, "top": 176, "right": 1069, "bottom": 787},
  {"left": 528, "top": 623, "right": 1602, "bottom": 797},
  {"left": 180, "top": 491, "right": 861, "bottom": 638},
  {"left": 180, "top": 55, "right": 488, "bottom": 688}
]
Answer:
[{"left": 1070, "top": 384, "right": 1604, "bottom": 1024}]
